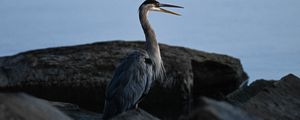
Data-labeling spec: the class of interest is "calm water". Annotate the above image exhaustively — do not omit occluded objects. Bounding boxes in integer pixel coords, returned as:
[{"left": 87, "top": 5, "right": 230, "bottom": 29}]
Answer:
[{"left": 1, "top": 0, "right": 299, "bottom": 83}]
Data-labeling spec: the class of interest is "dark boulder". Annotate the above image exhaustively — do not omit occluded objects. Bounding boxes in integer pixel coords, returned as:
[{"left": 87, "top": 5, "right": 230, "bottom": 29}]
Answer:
[
  {"left": 0, "top": 93, "right": 72, "bottom": 120},
  {"left": 226, "top": 79, "right": 277, "bottom": 105},
  {"left": 179, "top": 97, "right": 260, "bottom": 120},
  {"left": 53, "top": 101, "right": 159, "bottom": 120},
  {"left": 2, "top": 74, "right": 299, "bottom": 120},
  {"left": 227, "top": 74, "right": 300, "bottom": 120},
  {"left": 0, "top": 41, "right": 248, "bottom": 119},
  {"left": 111, "top": 109, "right": 160, "bottom": 120},
  {"left": 0, "top": 92, "right": 158, "bottom": 120},
  {"left": 51, "top": 101, "right": 102, "bottom": 120}
]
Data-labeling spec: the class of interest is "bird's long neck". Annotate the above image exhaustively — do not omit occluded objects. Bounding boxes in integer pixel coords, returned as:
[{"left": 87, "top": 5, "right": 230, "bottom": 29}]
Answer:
[
  {"left": 139, "top": 8, "right": 165, "bottom": 80},
  {"left": 139, "top": 9, "right": 161, "bottom": 61}
]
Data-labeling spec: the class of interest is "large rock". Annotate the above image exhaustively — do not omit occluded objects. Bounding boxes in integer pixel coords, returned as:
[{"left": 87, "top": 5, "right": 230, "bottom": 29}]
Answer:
[
  {"left": 0, "top": 93, "right": 72, "bottom": 120},
  {"left": 0, "top": 92, "right": 158, "bottom": 120},
  {"left": 179, "top": 97, "right": 260, "bottom": 120},
  {"left": 226, "top": 80, "right": 277, "bottom": 105},
  {"left": 227, "top": 74, "right": 300, "bottom": 120},
  {"left": 54, "top": 103, "right": 159, "bottom": 120},
  {"left": 0, "top": 41, "right": 248, "bottom": 119},
  {"left": 51, "top": 102, "right": 102, "bottom": 120},
  {"left": 111, "top": 109, "right": 160, "bottom": 120}
]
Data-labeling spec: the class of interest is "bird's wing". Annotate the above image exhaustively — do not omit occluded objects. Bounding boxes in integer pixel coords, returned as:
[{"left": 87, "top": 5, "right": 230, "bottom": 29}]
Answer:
[{"left": 105, "top": 50, "right": 153, "bottom": 106}]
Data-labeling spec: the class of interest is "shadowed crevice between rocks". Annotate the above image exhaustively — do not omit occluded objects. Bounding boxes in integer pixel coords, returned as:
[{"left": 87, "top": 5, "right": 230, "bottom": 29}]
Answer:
[{"left": 192, "top": 60, "right": 248, "bottom": 100}]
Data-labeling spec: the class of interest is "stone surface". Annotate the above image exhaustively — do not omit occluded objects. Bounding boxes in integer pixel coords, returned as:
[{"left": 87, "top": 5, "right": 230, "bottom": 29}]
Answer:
[
  {"left": 0, "top": 92, "right": 159, "bottom": 120},
  {"left": 0, "top": 41, "right": 248, "bottom": 119},
  {"left": 227, "top": 74, "right": 300, "bottom": 120},
  {"left": 226, "top": 79, "right": 277, "bottom": 105},
  {"left": 52, "top": 102, "right": 159, "bottom": 120},
  {"left": 111, "top": 109, "right": 160, "bottom": 120},
  {"left": 0, "top": 93, "right": 72, "bottom": 120},
  {"left": 51, "top": 102, "right": 102, "bottom": 120},
  {"left": 180, "top": 97, "right": 259, "bottom": 120}
]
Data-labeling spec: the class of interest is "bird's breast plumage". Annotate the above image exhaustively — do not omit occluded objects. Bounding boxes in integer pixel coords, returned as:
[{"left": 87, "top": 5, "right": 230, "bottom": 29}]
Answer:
[{"left": 102, "top": 50, "right": 155, "bottom": 119}]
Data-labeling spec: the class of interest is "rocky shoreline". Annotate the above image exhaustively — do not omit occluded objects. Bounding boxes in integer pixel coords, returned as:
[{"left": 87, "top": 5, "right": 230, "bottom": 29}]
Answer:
[{"left": 0, "top": 41, "right": 299, "bottom": 120}]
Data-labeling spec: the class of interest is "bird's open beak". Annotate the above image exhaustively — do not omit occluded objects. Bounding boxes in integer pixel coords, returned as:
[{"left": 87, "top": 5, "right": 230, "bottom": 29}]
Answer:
[{"left": 159, "top": 3, "right": 183, "bottom": 16}]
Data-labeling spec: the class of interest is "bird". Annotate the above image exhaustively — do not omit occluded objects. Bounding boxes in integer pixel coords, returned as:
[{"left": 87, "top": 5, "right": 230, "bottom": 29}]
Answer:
[{"left": 102, "top": 0, "right": 183, "bottom": 119}]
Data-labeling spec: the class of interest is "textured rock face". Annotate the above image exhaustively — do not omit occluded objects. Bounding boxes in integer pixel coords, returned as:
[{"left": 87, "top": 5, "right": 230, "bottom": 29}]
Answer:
[
  {"left": 227, "top": 74, "right": 300, "bottom": 120},
  {"left": 0, "top": 93, "right": 72, "bottom": 120},
  {"left": 0, "top": 41, "right": 248, "bottom": 119}
]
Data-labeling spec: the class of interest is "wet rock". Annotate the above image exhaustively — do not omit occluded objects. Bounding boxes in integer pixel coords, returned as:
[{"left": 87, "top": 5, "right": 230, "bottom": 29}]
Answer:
[
  {"left": 227, "top": 74, "right": 300, "bottom": 120},
  {"left": 0, "top": 93, "right": 72, "bottom": 120},
  {"left": 0, "top": 41, "right": 248, "bottom": 119}
]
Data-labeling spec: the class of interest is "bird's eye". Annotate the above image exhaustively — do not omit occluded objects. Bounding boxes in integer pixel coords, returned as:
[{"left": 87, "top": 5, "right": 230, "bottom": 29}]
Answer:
[{"left": 155, "top": 3, "right": 160, "bottom": 7}]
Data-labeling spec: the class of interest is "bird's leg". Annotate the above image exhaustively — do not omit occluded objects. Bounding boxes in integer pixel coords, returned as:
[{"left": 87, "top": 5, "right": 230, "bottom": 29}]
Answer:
[
  {"left": 135, "top": 103, "right": 139, "bottom": 109},
  {"left": 135, "top": 104, "right": 141, "bottom": 112}
]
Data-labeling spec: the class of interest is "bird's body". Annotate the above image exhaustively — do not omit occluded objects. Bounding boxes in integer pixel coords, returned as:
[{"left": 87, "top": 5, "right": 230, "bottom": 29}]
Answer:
[
  {"left": 102, "top": 50, "right": 154, "bottom": 119},
  {"left": 102, "top": 0, "right": 182, "bottom": 119}
]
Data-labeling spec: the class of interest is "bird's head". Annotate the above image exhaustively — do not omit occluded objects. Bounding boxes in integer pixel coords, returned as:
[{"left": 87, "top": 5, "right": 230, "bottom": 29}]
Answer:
[{"left": 139, "top": 0, "right": 183, "bottom": 16}]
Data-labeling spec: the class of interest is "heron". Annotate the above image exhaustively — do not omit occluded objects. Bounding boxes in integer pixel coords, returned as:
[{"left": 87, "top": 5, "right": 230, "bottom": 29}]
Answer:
[{"left": 102, "top": 0, "right": 183, "bottom": 119}]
